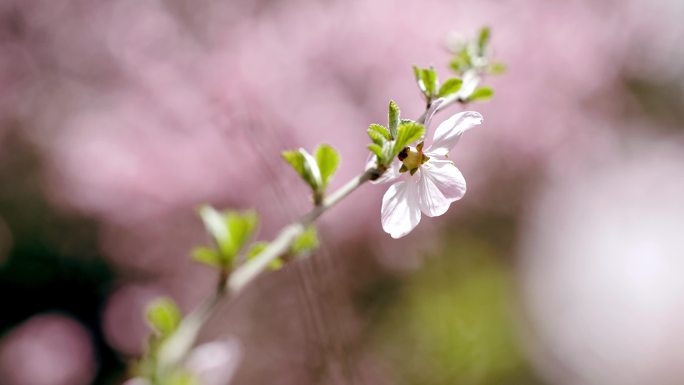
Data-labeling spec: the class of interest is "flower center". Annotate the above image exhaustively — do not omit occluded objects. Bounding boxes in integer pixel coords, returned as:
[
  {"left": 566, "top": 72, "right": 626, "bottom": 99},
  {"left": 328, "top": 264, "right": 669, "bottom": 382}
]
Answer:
[{"left": 397, "top": 144, "right": 429, "bottom": 175}]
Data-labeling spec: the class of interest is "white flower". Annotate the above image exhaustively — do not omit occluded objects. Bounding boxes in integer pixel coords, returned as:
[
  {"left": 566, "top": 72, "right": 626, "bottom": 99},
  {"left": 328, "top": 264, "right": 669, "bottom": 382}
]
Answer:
[
  {"left": 374, "top": 111, "right": 483, "bottom": 238},
  {"left": 184, "top": 339, "right": 241, "bottom": 385},
  {"left": 124, "top": 339, "right": 241, "bottom": 385}
]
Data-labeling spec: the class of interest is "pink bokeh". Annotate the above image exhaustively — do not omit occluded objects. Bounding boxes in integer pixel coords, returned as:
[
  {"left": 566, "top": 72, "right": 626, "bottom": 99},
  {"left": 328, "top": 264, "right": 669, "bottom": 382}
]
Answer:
[
  {"left": 102, "top": 284, "right": 164, "bottom": 357},
  {"left": 1, "top": 0, "right": 683, "bottom": 383},
  {"left": 0, "top": 314, "right": 97, "bottom": 385},
  {"left": 519, "top": 139, "right": 684, "bottom": 384}
]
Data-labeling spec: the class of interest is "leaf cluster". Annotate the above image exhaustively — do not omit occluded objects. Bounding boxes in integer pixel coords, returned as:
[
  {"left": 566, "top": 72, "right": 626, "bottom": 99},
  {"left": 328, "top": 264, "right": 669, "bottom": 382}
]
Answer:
[
  {"left": 283, "top": 144, "right": 340, "bottom": 204},
  {"left": 412, "top": 66, "right": 464, "bottom": 103},
  {"left": 244, "top": 225, "right": 320, "bottom": 270},
  {"left": 138, "top": 297, "right": 199, "bottom": 385},
  {"left": 449, "top": 26, "right": 505, "bottom": 78},
  {"left": 192, "top": 205, "right": 258, "bottom": 270},
  {"left": 193, "top": 204, "right": 321, "bottom": 272},
  {"left": 146, "top": 298, "right": 182, "bottom": 339},
  {"left": 367, "top": 100, "right": 425, "bottom": 171}
]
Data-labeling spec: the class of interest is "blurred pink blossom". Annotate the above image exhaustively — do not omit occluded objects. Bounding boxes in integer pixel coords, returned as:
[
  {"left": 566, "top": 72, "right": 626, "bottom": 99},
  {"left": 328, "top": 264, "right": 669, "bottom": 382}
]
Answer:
[
  {"left": 519, "top": 137, "right": 684, "bottom": 384},
  {"left": 0, "top": 314, "right": 97, "bottom": 385},
  {"left": 1, "top": 1, "right": 684, "bottom": 382},
  {"left": 1, "top": 0, "right": 680, "bottom": 247},
  {"left": 185, "top": 339, "right": 241, "bottom": 385},
  {"left": 102, "top": 284, "right": 166, "bottom": 356}
]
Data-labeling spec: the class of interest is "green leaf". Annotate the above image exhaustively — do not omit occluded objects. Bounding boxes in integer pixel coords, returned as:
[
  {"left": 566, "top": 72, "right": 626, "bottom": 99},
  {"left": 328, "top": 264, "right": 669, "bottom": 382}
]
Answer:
[
  {"left": 367, "top": 127, "right": 387, "bottom": 146},
  {"left": 437, "top": 78, "right": 463, "bottom": 97},
  {"left": 412, "top": 65, "right": 424, "bottom": 92},
  {"left": 315, "top": 144, "right": 340, "bottom": 189},
  {"left": 268, "top": 258, "right": 284, "bottom": 270},
  {"left": 382, "top": 141, "right": 395, "bottom": 162},
  {"left": 282, "top": 149, "right": 306, "bottom": 177},
  {"left": 368, "top": 133, "right": 383, "bottom": 146},
  {"left": 450, "top": 48, "right": 472, "bottom": 74},
  {"left": 246, "top": 241, "right": 268, "bottom": 259},
  {"left": 146, "top": 297, "right": 181, "bottom": 338},
  {"left": 421, "top": 67, "right": 438, "bottom": 98},
  {"left": 477, "top": 26, "right": 491, "bottom": 55},
  {"left": 468, "top": 86, "right": 494, "bottom": 102},
  {"left": 198, "top": 205, "right": 229, "bottom": 250},
  {"left": 388, "top": 100, "right": 400, "bottom": 139},
  {"left": 489, "top": 62, "right": 506, "bottom": 75},
  {"left": 282, "top": 149, "right": 321, "bottom": 190},
  {"left": 393, "top": 121, "right": 425, "bottom": 156},
  {"left": 246, "top": 241, "right": 282, "bottom": 270},
  {"left": 191, "top": 246, "right": 222, "bottom": 267},
  {"left": 223, "top": 210, "right": 258, "bottom": 258},
  {"left": 368, "top": 124, "right": 391, "bottom": 141},
  {"left": 291, "top": 226, "right": 319, "bottom": 256},
  {"left": 368, "top": 144, "right": 384, "bottom": 160},
  {"left": 197, "top": 205, "right": 258, "bottom": 263}
]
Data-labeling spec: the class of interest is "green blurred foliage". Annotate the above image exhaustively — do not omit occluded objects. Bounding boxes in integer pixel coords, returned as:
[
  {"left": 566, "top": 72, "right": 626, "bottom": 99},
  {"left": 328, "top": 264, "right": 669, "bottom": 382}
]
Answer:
[
  {"left": 369, "top": 234, "right": 537, "bottom": 385},
  {"left": 282, "top": 145, "right": 341, "bottom": 201},
  {"left": 146, "top": 298, "right": 182, "bottom": 338},
  {"left": 195, "top": 205, "right": 258, "bottom": 269},
  {"left": 468, "top": 86, "right": 495, "bottom": 102},
  {"left": 290, "top": 225, "right": 319, "bottom": 257},
  {"left": 246, "top": 241, "right": 283, "bottom": 270},
  {"left": 314, "top": 144, "right": 340, "bottom": 190}
]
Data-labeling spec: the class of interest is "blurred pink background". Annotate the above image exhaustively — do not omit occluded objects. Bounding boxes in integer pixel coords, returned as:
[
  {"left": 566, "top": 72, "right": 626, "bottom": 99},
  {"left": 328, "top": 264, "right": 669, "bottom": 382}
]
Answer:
[{"left": 1, "top": 0, "right": 683, "bottom": 384}]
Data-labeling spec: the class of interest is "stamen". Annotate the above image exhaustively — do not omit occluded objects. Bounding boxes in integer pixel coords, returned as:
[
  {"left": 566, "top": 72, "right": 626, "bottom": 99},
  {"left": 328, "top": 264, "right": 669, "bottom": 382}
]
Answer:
[{"left": 398, "top": 147, "right": 409, "bottom": 161}]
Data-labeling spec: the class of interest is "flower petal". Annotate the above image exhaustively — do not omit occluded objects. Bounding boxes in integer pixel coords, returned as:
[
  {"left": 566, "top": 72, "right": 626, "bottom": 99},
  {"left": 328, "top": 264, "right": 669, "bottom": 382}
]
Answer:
[
  {"left": 423, "top": 98, "right": 444, "bottom": 131},
  {"left": 185, "top": 339, "right": 241, "bottom": 385},
  {"left": 365, "top": 153, "right": 400, "bottom": 184},
  {"left": 417, "top": 160, "right": 467, "bottom": 217},
  {"left": 381, "top": 180, "right": 421, "bottom": 238},
  {"left": 427, "top": 111, "right": 483, "bottom": 157}
]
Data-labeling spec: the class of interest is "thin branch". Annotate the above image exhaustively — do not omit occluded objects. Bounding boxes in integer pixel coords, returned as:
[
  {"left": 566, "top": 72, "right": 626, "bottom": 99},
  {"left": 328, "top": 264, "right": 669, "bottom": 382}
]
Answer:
[
  {"left": 159, "top": 168, "right": 376, "bottom": 373},
  {"left": 228, "top": 169, "right": 375, "bottom": 293},
  {"left": 160, "top": 94, "right": 458, "bottom": 370}
]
